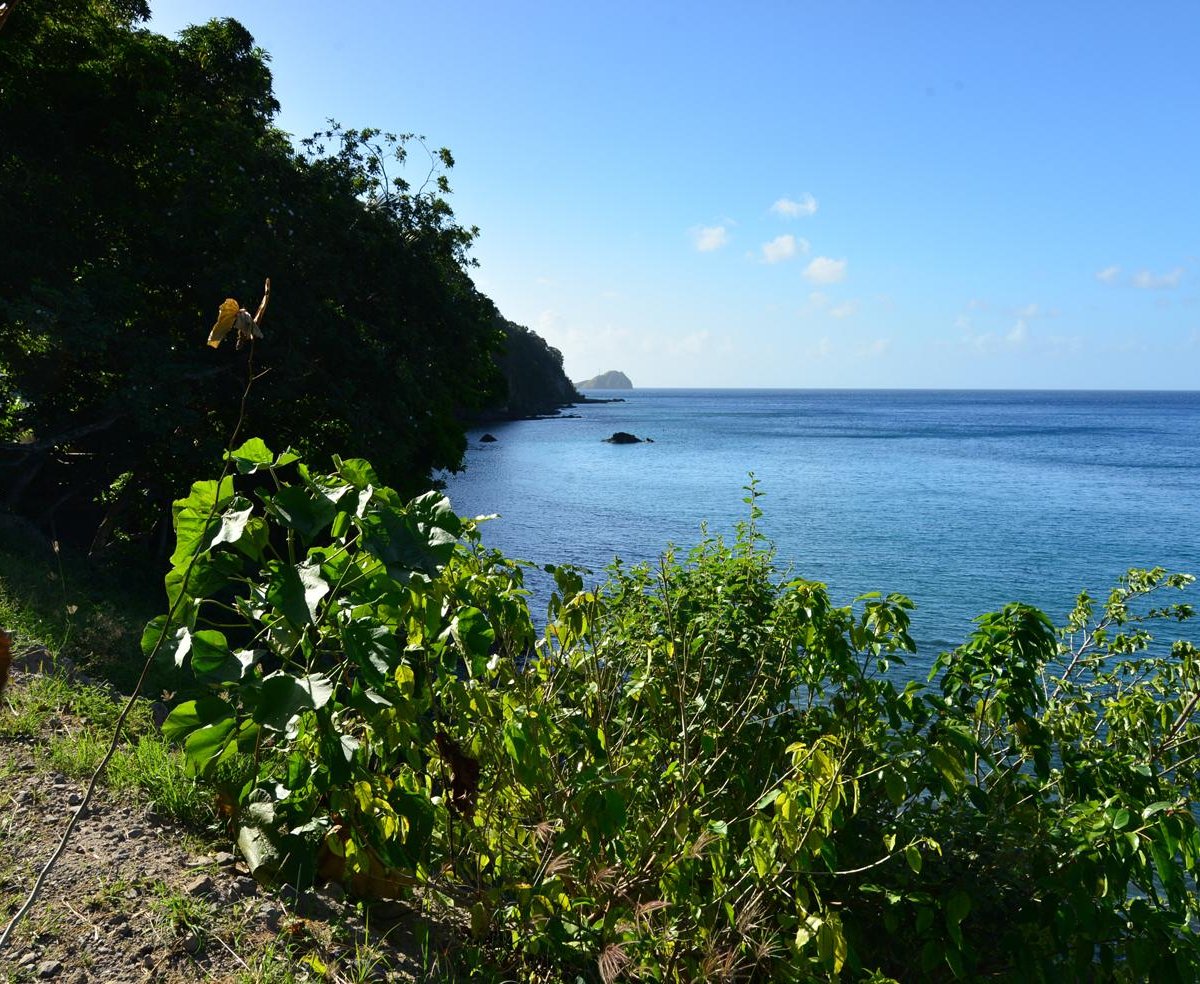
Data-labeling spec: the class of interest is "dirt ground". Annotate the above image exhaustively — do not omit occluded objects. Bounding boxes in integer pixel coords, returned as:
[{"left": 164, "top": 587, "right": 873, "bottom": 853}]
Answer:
[{"left": 0, "top": 671, "right": 430, "bottom": 983}]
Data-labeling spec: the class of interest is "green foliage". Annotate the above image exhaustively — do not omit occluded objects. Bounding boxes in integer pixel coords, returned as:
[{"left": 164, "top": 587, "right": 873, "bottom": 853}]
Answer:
[
  {"left": 0, "top": 0, "right": 504, "bottom": 546},
  {"left": 488, "top": 317, "right": 582, "bottom": 419},
  {"left": 159, "top": 447, "right": 1200, "bottom": 980}
]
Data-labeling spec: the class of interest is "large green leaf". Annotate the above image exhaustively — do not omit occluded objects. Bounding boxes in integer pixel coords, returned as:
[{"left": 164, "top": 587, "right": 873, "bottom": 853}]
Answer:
[
  {"left": 342, "top": 620, "right": 399, "bottom": 689},
  {"left": 360, "top": 494, "right": 460, "bottom": 578},
  {"left": 266, "top": 484, "right": 338, "bottom": 541},
  {"left": 210, "top": 495, "right": 255, "bottom": 549},
  {"left": 170, "top": 477, "right": 235, "bottom": 567},
  {"left": 226, "top": 438, "right": 274, "bottom": 474},
  {"left": 164, "top": 550, "right": 243, "bottom": 607},
  {"left": 266, "top": 559, "right": 329, "bottom": 628},
  {"left": 253, "top": 672, "right": 335, "bottom": 733},
  {"left": 188, "top": 628, "right": 231, "bottom": 675},
  {"left": 161, "top": 696, "right": 236, "bottom": 743}
]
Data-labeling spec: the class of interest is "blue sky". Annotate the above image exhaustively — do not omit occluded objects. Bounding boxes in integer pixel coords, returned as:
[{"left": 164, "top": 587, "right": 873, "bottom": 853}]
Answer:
[{"left": 150, "top": 2, "right": 1198, "bottom": 388}]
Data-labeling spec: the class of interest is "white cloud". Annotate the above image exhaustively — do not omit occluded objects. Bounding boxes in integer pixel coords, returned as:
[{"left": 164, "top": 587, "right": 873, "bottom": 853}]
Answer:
[
  {"left": 771, "top": 193, "right": 818, "bottom": 218},
  {"left": 1132, "top": 267, "right": 1183, "bottom": 289},
  {"left": 803, "top": 256, "right": 848, "bottom": 284},
  {"left": 830, "top": 300, "right": 859, "bottom": 319},
  {"left": 762, "top": 234, "right": 807, "bottom": 264},
  {"left": 1006, "top": 318, "right": 1029, "bottom": 346},
  {"left": 1096, "top": 265, "right": 1121, "bottom": 285},
  {"left": 808, "top": 291, "right": 828, "bottom": 308},
  {"left": 693, "top": 225, "right": 729, "bottom": 252},
  {"left": 1015, "top": 303, "right": 1040, "bottom": 319}
]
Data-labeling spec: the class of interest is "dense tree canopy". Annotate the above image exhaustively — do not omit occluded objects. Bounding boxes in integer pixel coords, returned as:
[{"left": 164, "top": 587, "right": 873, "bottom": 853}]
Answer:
[{"left": 0, "top": 0, "right": 512, "bottom": 548}]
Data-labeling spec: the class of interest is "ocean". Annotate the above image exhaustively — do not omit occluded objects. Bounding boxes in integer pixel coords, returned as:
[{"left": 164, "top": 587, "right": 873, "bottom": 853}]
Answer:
[{"left": 441, "top": 389, "right": 1200, "bottom": 675}]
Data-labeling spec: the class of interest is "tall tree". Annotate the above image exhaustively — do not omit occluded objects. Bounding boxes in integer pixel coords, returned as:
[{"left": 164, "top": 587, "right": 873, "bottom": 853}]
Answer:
[{"left": 0, "top": 0, "right": 503, "bottom": 547}]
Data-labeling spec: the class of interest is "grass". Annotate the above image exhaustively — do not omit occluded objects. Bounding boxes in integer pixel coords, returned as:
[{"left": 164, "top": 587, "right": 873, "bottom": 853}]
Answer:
[
  {"left": 0, "top": 513, "right": 223, "bottom": 830},
  {"left": 0, "top": 514, "right": 165, "bottom": 693},
  {"left": 0, "top": 514, "right": 489, "bottom": 981}
]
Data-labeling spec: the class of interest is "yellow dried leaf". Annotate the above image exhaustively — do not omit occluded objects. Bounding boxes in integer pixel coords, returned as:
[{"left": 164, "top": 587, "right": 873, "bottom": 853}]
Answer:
[{"left": 207, "top": 298, "right": 240, "bottom": 348}]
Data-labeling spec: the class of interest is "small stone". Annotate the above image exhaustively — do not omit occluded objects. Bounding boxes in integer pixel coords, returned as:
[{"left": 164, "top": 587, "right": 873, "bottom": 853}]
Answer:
[
  {"left": 67, "top": 793, "right": 82, "bottom": 806},
  {"left": 182, "top": 931, "right": 203, "bottom": 955},
  {"left": 36, "top": 960, "right": 62, "bottom": 979},
  {"left": 214, "top": 850, "right": 236, "bottom": 866},
  {"left": 231, "top": 876, "right": 257, "bottom": 898},
  {"left": 17, "top": 951, "right": 36, "bottom": 966},
  {"left": 126, "top": 826, "right": 145, "bottom": 839},
  {"left": 259, "top": 904, "right": 284, "bottom": 929},
  {"left": 185, "top": 873, "right": 218, "bottom": 898},
  {"left": 185, "top": 855, "right": 215, "bottom": 868},
  {"left": 322, "top": 880, "right": 346, "bottom": 901}
]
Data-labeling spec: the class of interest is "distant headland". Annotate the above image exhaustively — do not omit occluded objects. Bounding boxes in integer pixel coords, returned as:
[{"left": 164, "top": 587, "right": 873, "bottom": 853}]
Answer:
[{"left": 575, "top": 370, "right": 632, "bottom": 390}]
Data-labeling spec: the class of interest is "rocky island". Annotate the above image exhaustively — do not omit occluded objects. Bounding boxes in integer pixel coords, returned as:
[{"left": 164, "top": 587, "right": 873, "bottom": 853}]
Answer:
[{"left": 575, "top": 369, "right": 632, "bottom": 390}]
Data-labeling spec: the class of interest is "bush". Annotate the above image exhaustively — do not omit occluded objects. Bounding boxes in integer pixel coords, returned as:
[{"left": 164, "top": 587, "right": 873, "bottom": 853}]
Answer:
[{"left": 160, "top": 443, "right": 1200, "bottom": 981}]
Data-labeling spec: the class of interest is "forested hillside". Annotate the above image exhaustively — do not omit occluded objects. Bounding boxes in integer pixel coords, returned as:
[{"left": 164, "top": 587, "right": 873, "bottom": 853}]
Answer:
[
  {"left": 0, "top": 0, "right": 573, "bottom": 552},
  {"left": 489, "top": 318, "right": 582, "bottom": 418}
]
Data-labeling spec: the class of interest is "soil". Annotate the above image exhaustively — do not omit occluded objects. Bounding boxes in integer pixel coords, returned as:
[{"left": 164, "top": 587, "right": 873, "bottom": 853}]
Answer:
[{"left": 0, "top": 670, "right": 432, "bottom": 983}]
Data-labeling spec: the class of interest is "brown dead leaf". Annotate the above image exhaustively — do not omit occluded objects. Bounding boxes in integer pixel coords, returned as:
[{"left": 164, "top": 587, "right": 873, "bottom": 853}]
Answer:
[
  {"left": 207, "top": 298, "right": 240, "bottom": 348},
  {"left": 435, "top": 731, "right": 480, "bottom": 819}
]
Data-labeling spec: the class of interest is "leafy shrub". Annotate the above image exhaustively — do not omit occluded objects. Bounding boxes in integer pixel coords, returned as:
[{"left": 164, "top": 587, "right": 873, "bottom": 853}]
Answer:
[{"left": 160, "top": 442, "right": 1200, "bottom": 981}]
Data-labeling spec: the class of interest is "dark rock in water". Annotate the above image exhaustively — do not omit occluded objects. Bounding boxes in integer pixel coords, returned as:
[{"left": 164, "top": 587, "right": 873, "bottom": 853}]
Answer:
[
  {"left": 480, "top": 433, "right": 497, "bottom": 443},
  {"left": 603, "top": 431, "right": 644, "bottom": 444}
]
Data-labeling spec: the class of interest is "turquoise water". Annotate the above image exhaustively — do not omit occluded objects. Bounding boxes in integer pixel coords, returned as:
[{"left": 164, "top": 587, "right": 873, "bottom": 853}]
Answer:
[{"left": 442, "top": 390, "right": 1200, "bottom": 668}]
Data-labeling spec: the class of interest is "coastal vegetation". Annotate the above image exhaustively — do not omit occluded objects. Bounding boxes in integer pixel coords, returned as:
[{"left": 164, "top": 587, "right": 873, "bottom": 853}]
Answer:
[
  {"left": 0, "top": 0, "right": 576, "bottom": 554},
  {"left": 2, "top": 3, "right": 1199, "bottom": 982},
  {"left": 141, "top": 440, "right": 1198, "bottom": 981}
]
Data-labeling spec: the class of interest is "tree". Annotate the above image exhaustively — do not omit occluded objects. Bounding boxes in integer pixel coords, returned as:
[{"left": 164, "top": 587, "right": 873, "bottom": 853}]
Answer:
[{"left": 0, "top": 0, "right": 503, "bottom": 548}]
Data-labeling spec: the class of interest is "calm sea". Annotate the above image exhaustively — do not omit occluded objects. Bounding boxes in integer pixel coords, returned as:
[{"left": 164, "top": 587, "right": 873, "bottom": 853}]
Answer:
[{"left": 442, "top": 390, "right": 1199, "bottom": 674}]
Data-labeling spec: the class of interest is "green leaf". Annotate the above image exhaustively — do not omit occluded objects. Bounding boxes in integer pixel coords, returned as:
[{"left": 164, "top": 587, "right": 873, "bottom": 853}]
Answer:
[
  {"left": 210, "top": 495, "right": 255, "bottom": 549},
  {"left": 946, "top": 889, "right": 971, "bottom": 926},
  {"left": 237, "top": 822, "right": 282, "bottom": 880},
  {"left": 342, "top": 620, "right": 398, "bottom": 689},
  {"left": 884, "top": 769, "right": 907, "bottom": 805},
  {"left": 905, "top": 844, "right": 923, "bottom": 874},
  {"left": 927, "top": 746, "right": 964, "bottom": 790},
  {"left": 142, "top": 617, "right": 191, "bottom": 665},
  {"left": 451, "top": 606, "right": 495, "bottom": 674},
  {"left": 161, "top": 696, "right": 235, "bottom": 743},
  {"left": 1142, "top": 801, "right": 1175, "bottom": 820},
  {"left": 267, "top": 484, "right": 337, "bottom": 541},
  {"left": 165, "top": 550, "right": 242, "bottom": 607},
  {"left": 266, "top": 560, "right": 329, "bottom": 628},
  {"left": 170, "top": 477, "right": 235, "bottom": 567},
  {"left": 361, "top": 492, "right": 462, "bottom": 579},
  {"left": 189, "top": 629, "right": 231, "bottom": 675},
  {"left": 226, "top": 437, "right": 275, "bottom": 474},
  {"left": 755, "top": 788, "right": 782, "bottom": 810},
  {"left": 183, "top": 718, "right": 238, "bottom": 775},
  {"left": 253, "top": 672, "right": 335, "bottom": 732},
  {"left": 334, "top": 456, "right": 381, "bottom": 489}
]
